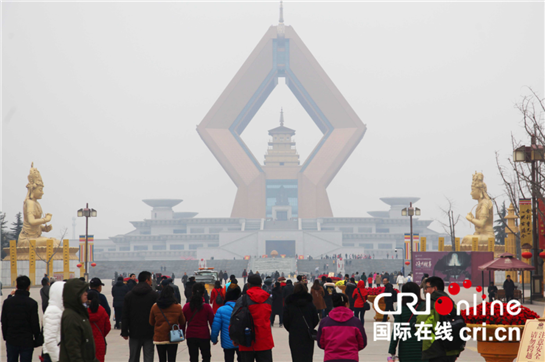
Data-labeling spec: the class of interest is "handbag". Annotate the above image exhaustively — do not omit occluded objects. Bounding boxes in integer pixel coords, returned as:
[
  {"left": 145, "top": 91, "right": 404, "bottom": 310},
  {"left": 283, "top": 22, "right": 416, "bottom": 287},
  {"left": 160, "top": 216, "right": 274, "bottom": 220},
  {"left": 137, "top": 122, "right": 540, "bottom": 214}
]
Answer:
[
  {"left": 357, "top": 288, "right": 371, "bottom": 311},
  {"left": 34, "top": 327, "right": 44, "bottom": 348},
  {"left": 91, "top": 322, "right": 107, "bottom": 354},
  {"left": 299, "top": 307, "right": 317, "bottom": 341},
  {"left": 158, "top": 307, "right": 186, "bottom": 343}
]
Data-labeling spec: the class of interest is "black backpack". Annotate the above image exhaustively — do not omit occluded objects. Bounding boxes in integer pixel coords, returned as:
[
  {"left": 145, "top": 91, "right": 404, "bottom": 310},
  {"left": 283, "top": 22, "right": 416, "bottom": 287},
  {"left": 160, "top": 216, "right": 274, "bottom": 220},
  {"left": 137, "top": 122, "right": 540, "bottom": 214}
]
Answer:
[
  {"left": 229, "top": 295, "right": 255, "bottom": 347},
  {"left": 438, "top": 310, "right": 466, "bottom": 351},
  {"left": 215, "top": 289, "right": 224, "bottom": 305}
]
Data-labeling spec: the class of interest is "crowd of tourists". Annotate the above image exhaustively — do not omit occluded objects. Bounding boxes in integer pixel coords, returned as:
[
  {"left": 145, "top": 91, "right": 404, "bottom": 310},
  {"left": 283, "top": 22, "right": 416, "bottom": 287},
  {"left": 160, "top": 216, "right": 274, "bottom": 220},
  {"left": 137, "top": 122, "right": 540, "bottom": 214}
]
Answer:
[{"left": 1, "top": 269, "right": 466, "bottom": 362}]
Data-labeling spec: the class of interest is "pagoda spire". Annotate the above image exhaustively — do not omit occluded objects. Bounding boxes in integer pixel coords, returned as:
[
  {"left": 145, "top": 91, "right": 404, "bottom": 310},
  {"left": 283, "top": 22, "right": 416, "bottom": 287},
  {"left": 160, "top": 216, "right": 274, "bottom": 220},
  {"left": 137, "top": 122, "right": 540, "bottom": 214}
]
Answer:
[
  {"left": 280, "top": 108, "right": 284, "bottom": 126},
  {"left": 279, "top": 1, "right": 284, "bottom": 24}
]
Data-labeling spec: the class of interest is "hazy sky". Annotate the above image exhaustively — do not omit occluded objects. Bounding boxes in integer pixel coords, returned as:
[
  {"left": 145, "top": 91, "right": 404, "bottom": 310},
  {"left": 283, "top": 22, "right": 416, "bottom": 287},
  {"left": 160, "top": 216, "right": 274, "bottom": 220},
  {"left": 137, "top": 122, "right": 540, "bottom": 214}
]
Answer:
[{"left": 2, "top": 1, "right": 544, "bottom": 240}]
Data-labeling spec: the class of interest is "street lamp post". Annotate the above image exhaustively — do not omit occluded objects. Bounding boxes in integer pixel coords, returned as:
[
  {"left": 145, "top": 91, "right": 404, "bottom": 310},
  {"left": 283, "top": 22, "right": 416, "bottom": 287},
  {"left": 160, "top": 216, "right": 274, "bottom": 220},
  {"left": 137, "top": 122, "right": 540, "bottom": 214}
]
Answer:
[
  {"left": 402, "top": 202, "right": 421, "bottom": 274},
  {"left": 77, "top": 203, "right": 97, "bottom": 282},
  {"left": 514, "top": 134, "right": 545, "bottom": 298}
]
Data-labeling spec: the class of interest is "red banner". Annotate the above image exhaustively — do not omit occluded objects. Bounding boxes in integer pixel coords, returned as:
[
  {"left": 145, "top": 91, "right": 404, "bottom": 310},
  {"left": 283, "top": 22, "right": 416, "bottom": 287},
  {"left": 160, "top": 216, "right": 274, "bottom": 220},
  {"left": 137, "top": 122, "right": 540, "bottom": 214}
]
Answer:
[{"left": 539, "top": 199, "right": 545, "bottom": 249}]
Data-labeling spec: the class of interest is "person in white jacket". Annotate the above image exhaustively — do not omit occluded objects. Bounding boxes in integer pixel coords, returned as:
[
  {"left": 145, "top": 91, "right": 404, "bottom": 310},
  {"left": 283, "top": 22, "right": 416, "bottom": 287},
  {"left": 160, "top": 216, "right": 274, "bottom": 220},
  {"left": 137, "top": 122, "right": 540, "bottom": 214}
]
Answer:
[
  {"left": 42, "top": 281, "right": 65, "bottom": 362},
  {"left": 396, "top": 273, "right": 405, "bottom": 291}
]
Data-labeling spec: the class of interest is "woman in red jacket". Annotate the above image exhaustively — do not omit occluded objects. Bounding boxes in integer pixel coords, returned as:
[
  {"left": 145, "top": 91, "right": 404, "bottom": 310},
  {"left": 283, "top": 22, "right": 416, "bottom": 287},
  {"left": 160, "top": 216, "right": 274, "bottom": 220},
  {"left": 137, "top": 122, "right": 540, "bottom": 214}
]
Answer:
[
  {"left": 352, "top": 280, "right": 368, "bottom": 326},
  {"left": 209, "top": 281, "right": 225, "bottom": 314},
  {"left": 87, "top": 290, "right": 111, "bottom": 362},
  {"left": 183, "top": 283, "right": 214, "bottom": 362}
]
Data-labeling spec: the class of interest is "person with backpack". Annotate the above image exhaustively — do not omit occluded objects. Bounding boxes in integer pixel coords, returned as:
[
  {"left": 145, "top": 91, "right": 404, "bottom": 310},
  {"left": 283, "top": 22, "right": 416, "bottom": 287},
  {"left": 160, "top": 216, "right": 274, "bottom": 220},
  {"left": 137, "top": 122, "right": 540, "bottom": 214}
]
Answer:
[
  {"left": 150, "top": 285, "right": 186, "bottom": 362},
  {"left": 352, "top": 280, "right": 368, "bottom": 326},
  {"left": 317, "top": 293, "right": 366, "bottom": 362},
  {"left": 283, "top": 282, "right": 319, "bottom": 362},
  {"left": 416, "top": 276, "right": 465, "bottom": 362},
  {"left": 323, "top": 278, "right": 337, "bottom": 316},
  {"left": 210, "top": 281, "right": 225, "bottom": 314},
  {"left": 229, "top": 274, "right": 274, "bottom": 362},
  {"left": 388, "top": 282, "right": 425, "bottom": 362},
  {"left": 87, "top": 290, "right": 111, "bottom": 362},
  {"left": 270, "top": 282, "right": 283, "bottom": 327},
  {"left": 211, "top": 286, "right": 241, "bottom": 362},
  {"left": 182, "top": 283, "right": 214, "bottom": 362}
]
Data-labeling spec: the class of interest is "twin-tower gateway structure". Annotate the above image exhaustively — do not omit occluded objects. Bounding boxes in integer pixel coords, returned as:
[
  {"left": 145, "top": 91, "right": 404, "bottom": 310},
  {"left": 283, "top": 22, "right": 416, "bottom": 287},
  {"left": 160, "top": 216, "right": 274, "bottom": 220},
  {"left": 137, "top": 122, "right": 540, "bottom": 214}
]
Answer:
[
  {"left": 103, "top": 7, "right": 442, "bottom": 261},
  {"left": 196, "top": 9, "right": 365, "bottom": 220}
]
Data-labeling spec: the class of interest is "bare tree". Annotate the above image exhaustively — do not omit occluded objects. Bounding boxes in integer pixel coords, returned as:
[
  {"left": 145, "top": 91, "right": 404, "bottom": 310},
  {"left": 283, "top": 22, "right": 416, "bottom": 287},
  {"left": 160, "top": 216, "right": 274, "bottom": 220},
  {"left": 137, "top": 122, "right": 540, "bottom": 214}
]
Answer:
[
  {"left": 29, "top": 226, "right": 68, "bottom": 278},
  {"left": 436, "top": 197, "right": 460, "bottom": 248}
]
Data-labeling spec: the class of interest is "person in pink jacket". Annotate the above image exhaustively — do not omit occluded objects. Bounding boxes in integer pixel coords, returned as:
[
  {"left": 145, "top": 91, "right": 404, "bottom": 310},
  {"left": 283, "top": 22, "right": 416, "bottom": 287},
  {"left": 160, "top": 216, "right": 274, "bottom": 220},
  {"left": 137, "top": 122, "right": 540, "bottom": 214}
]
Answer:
[{"left": 316, "top": 293, "right": 366, "bottom": 362}]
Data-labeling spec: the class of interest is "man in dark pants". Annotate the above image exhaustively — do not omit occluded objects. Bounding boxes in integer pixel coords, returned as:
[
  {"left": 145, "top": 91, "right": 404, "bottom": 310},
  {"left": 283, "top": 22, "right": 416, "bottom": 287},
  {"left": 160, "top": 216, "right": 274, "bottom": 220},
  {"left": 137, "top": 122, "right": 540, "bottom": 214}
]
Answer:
[
  {"left": 122, "top": 271, "right": 158, "bottom": 362},
  {"left": 503, "top": 274, "right": 516, "bottom": 302},
  {"left": 382, "top": 278, "right": 396, "bottom": 322},
  {"left": 111, "top": 276, "right": 129, "bottom": 329},
  {"left": 1, "top": 275, "right": 41, "bottom": 362}
]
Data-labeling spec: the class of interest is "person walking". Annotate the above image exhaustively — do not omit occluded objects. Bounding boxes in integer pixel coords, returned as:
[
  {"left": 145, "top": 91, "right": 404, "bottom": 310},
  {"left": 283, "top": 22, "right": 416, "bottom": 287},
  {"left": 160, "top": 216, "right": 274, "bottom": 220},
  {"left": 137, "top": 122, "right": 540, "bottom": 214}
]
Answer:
[
  {"left": 184, "top": 276, "right": 196, "bottom": 303},
  {"left": 345, "top": 278, "right": 357, "bottom": 311},
  {"left": 311, "top": 280, "right": 326, "bottom": 318},
  {"left": 223, "top": 271, "right": 228, "bottom": 284},
  {"left": 111, "top": 276, "right": 129, "bottom": 330},
  {"left": 127, "top": 274, "right": 137, "bottom": 291},
  {"left": 488, "top": 282, "right": 498, "bottom": 302},
  {"left": 374, "top": 273, "right": 381, "bottom": 287},
  {"left": 242, "top": 269, "right": 248, "bottom": 285},
  {"left": 183, "top": 283, "right": 214, "bottom": 362},
  {"left": 210, "top": 281, "right": 225, "bottom": 314},
  {"left": 211, "top": 286, "right": 241, "bottom": 362},
  {"left": 270, "top": 282, "right": 283, "bottom": 327},
  {"left": 59, "top": 278, "right": 99, "bottom": 362},
  {"left": 40, "top": 277, "right": 51, "bottom": 313},
  {"left": 230, "top": 274, "right": 274, "bottom": 362},
  {"left": 323, "top": 278, "right": 337, "bottom": 316},
  {"left": 89, "top": 278, "right": 111, "bottom": 318},
  {"left": 87, "top": 290, "right": 111, "bottom": 362},
  {"left": 122, "top": 271, "right": 158, "bottom": 362},
  {"left": 317, "top": 294, "right": 367, "bottom": 362},
  {"left": 382, "top": 278, "right": 397, "bottom": 322},
  {"left": 352, "top": 280, "right": 368, "bottom": 326},
  {"left": 504, "top": 275, "right": 515, "bottom": 302},
  {"left": 283, "top": 282, "right": 319, "bottom": 362},
  {"left": 182, "top": 273, "right": 188, "bottom": 288},
  {"left": 388, "top": 282, "right": 425, "bottom": 362},
  {"left": 417, "top": 276, "right": 464, "bottom": 362},
  {"left": 1, "top": 275, "right": 41, "bottom": 362},
  {"left": 396, "top": 273, "right": 405, "bottom": 291},
  {"left": 281, "top": 279, "right": 294, "bottom": 304},
  {"left": 149, "top": 285, "right": 186, "bottom": 362},
  {"left": 43, "top": 281, "right": 65, "bottom": 362}
]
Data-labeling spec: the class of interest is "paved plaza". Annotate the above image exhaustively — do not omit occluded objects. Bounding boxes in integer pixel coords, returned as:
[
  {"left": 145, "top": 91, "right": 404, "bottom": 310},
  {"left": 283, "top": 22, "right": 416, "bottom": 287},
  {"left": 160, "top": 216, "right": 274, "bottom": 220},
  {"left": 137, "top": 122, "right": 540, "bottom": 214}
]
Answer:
[{"left": 1, "top": 279, "right": 542, "bottom": 362}]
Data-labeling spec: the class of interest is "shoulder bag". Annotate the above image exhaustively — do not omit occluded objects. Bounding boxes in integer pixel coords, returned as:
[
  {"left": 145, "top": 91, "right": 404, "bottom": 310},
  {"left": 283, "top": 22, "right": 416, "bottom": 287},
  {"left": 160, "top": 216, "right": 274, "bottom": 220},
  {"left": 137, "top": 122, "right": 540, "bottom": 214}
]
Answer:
[
  {"left": 91, "top": 322, "right": 107, "bottom": 354},
  {"left": 158, "top": 306, "right": 187, "bottom": 343},
  {"left": 357, "top": 288, "right": 370, "bottom": 311},
  {"left": 299, "top": 307, "right": 317, "bottom": 341}
]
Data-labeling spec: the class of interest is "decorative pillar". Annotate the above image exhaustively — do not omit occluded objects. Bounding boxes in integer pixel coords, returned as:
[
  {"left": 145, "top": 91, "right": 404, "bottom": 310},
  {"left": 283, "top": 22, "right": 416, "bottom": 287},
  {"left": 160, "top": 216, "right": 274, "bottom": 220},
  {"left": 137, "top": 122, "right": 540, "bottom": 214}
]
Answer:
[
  {"left": 505, "top": 203, "right": 523, "bottom": 281},
  {"left": 9, "top": 240, "right": 17, "bottom": 287},
  {"left": 29, "top": 240, "right": 36, "bottom": 286},
  {"left": 472, "top": 237, "right": 479, "bottom": 252},
  {"left": 46, "top": 239, "right": 54, "bottom": 277},
  {"left": 488, "top": 237, "right": 495, "bottom": 252},
  {"left": 455, "top": 238, "right": 460, "bottom": 251},
  {"left": 421, "top": 237, "right": 426, "bottom": 252},
  {"left": 63, "top": 240, "right": 70, "bottom": 280},
  {"left": 438, "top": 237, "right": 444, "bottom": 251}
]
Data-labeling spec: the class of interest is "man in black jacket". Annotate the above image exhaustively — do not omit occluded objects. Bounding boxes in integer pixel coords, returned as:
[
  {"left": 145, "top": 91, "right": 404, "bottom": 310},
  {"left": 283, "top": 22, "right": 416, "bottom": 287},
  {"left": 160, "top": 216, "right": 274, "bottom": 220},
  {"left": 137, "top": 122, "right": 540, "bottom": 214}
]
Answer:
[
  {"left": 382, "top": 277, "right": 397, "bottom": 322},
  {"left": 90, "top": 277, "right": 111, "bottom": 318},
  {"left": 122, "top": 271, "right": 158, "bottom": 362},
  {"left": 184, "top": 276, "right": 196, "bottom": 302},
  {"left": 504, "top": 275, "right": 516, "bottom": 302},
  {"left": 1, "top": 275, "right": 41, "bottom": 362},
  {"left": 111, "top": 276, "right": 129, "bottom": 329}
]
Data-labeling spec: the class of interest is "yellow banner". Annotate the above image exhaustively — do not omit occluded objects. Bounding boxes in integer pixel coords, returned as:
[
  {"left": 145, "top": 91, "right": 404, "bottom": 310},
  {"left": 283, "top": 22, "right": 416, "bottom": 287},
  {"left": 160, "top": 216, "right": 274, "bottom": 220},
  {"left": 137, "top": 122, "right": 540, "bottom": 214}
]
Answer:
[
  {"left": 46, "top": 239, "right": 54, "bottom": 277},
  {"left": 488, "top": 237, "right": 494, "bottom": 252},
  {"left": 10, "top": 240, "right": 17, "bottom": 287},
  {"left": 472, "top": 237, "right": 478, "bottom": 252},
  {"left": 63, "top": 240, "right": 70, "bottom": 280},
  {"left": 520, "top": 199, "right": 532, "bottom": 247},
  {"left": 29, "top": 240, "right": 36, "bottom": 286},
  {"left": 455, "top": 237, "right": 460, "bottom": 251},
  {"left": 438, "top": 237, "right": 444, "bottom": 251},
  {"left": 421, "top": 237, "right": 427, "bottom": 252}
]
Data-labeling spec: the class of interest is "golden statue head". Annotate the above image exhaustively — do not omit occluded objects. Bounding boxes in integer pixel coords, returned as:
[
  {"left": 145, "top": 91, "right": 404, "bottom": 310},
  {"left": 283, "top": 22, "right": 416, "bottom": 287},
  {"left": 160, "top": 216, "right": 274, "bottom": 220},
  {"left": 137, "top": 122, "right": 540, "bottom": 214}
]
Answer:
[
  {"left": 26, "top": 162, "right": 44, "bottom": 200},
  {"left": 471, "top": 172, "right": 490, "bottom": 201}
]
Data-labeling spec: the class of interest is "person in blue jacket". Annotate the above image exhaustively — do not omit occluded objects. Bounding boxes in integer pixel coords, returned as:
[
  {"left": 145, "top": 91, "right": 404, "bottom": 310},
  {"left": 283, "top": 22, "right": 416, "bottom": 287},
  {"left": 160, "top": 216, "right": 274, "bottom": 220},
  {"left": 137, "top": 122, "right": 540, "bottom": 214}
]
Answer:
[{"left": 211, "top": 285, "right": 241, "bottom": 362}]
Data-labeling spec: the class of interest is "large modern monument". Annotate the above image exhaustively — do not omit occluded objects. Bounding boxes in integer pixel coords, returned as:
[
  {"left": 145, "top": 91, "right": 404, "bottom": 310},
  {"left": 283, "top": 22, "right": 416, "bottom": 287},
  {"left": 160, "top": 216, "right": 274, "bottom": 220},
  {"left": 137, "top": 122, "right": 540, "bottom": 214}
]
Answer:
[{"left": 197, "top": 4, "right": 366, "bottom": 219}]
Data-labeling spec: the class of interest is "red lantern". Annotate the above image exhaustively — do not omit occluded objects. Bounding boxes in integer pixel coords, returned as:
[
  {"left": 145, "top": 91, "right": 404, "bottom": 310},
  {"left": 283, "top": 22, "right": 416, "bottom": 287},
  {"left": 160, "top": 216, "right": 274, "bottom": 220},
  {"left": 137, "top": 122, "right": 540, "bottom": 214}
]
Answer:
[
  {"left": 77, "top": 263, "right": 82, "bottom": 268},
  {"left": 522, "top": 251, "right": 533, "bottom": 259},
  {"left": 539, "top": 251, "right": 545, "bottom": 259},
  {"left": 91, "top": 262, "right": 96, "bottom": 267},
  {"left": 404, "top": 261, "right": 410, "bottom": 265}
]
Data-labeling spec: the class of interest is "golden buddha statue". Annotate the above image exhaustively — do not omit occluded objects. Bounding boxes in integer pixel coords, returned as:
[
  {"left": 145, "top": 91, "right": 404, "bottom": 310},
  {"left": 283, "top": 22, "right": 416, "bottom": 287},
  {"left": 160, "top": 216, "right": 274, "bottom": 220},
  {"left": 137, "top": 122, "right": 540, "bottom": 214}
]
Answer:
[
  {"left": 461, "top": 172, "right": 494, "bottom": 246},
  {"left": 17, "top": 163, "right": 60, "bottom": 247}
]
